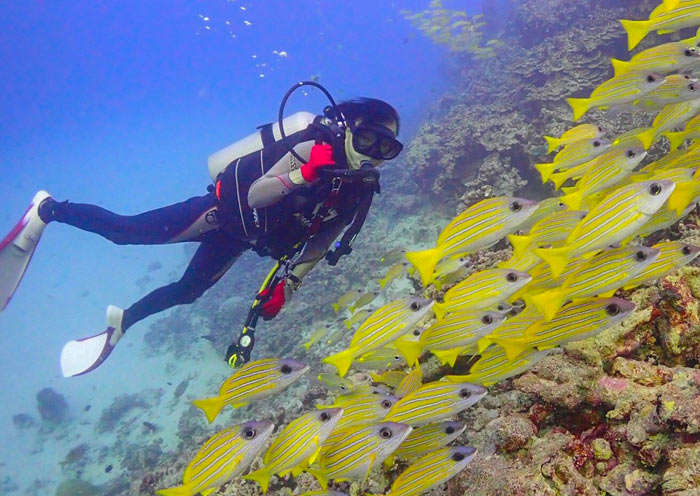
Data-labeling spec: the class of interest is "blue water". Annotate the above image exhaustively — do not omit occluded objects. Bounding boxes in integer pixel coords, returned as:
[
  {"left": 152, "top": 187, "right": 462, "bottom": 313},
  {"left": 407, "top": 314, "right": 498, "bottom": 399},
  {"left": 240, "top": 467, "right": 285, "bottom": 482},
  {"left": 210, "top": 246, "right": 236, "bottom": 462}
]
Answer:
[{"left": 0, "top": 1, "right": 470, "bottom": 492}]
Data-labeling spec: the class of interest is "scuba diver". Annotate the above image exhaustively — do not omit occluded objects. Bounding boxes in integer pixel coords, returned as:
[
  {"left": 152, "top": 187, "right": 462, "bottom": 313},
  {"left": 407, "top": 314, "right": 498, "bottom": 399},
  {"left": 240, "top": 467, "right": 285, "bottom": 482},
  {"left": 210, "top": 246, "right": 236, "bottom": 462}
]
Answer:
[{"left": 0, "top": 83, "right": 402, "bottom": 377}]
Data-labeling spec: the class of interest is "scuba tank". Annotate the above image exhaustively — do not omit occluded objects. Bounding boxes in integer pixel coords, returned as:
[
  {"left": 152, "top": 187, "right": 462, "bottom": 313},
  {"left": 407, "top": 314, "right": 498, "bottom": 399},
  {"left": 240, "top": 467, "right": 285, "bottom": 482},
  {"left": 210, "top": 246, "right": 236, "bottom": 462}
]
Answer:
[{"left": 208, "top": 111, "right": 317, "bottom": 182}]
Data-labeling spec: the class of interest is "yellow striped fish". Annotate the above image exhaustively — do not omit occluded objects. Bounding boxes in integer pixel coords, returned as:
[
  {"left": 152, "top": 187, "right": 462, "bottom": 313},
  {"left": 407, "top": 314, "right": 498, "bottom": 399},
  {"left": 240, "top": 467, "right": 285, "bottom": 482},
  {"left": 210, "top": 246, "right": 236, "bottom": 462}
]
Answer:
[
  {"left": 433, "top": 269, "right": 531, "bottom": 320},
  {"left": 308, "top": 422, "right": 413, "bottom": 489},
  {"left": 384, "top": 381, "right": 487, "bottom": 425},
  {"left": 667, "top": 166, "right": 700, "bottom": 215},
  {"left": 354, "top": 348, "right": 407, "bottom": 370},
  {"left": 379, "top": 247, "right": 407, "bottom": 266},
  {"left": 634, "top": 167, "right": 697, "bottom": 226},
  {"left": 535, "top": 180, "right": 675, "bottom": 278},
  {"left": 508, "top": 210, "right": 588, "bottom": 259},
  {"left": 350, "top": 291, "right": 380, "bottom": 312},
  {"left": 444, "top": 347, "right": 555, "bottom": 386},
  {"left": 317, "top": 373, "right": 355, "bottom": 394},
  {"left": 433, "top": 256, "right": 471, "bottom": 290},
  {"left": 498, "top": 248, "right": 543, "bottom": 272},
  {"left": 531, "top": 246, "right": 659, "bottom": 320},
  {"left": 156, "top": 420, "right": 274, "bottom": 496},
  {"left": 304, "top": 326, "right": 329, "bottom": 350},
  {"left": 517, "top": 197, "right": 568, "bottom": 232},
  {"left": 326, "top": 393, "right": 399, "bottom": 432},
  {"left": 478, "top": 306, "right": 543, "bottom": 352},
  {"left": 379, "top": 262, "right": 408, "bottom": 289},
  {"left": 621, "top": 4, "right": 700, "bottom": 50},
  {"left": 325, "top": 385, "right": 392, "bottom": 407},
  {"left": 665, "top": 112, "right": 700, "bottom": 151},
  {"left": 323, "top": 297, "right": 434, "bottom": 377},
  {"left": 635, "top": 74, "right": 699, "bottom": 110},
  {"left": 493, "top": 297, "right": 636, "bottom": 360},
  {"left": 544, "top": 123, "right": 605, "bottom": 154},
  {"left": 405, "top": 197, "right": 538, "bottom": 286},
  {"left": 510, "top": 259, "right": 585, "bottom": 305},
  {"left": 398, "top": 310, "right": 505, "bottom": 367},
  {"left": 535, "top": 137, "right": 611, "bottom": 183},
  {"left": 192, "top": 359, "right": 308, "bottom": 423},
  {"left": 637, "top": 201, "right": 696, "bottom": 239},
  {"left": 370, "top": 370, "right": 408, "bottom": 388},
  {"left": 372, "top": 446, "right": 477, "bottom": 496},
  {"left": 623, "top": 242, "right": 700, "bottom": 290},
  {"left": 560, "top": 144, "right": 647, "bottom": 211},
  {"left": 612, "top": 127, "right": 656, "bottom": 150},
  {"left": 387, "top": 421, "right": 466, "bottom": 464},
  {"left": 567, "top": 72, "right": 665, "bottom": 121},
  {"left": 345, "top": 309, "right": 371, "bottom": 330},
  {"left": 394, "top": 365, "right": 423, "bottom": 398},
  {"left": 244, "top": 409, "right": 344, "bottom": 492},
  {"left": 611, "top": 41, "right": 700, "bottom": 76},
  {"left": 640, "top": 145, "right": 700, "bottom": 175},
  {"left": 638, "top": 99, "right": 700, "bottom": 148},
  {"left": 333, "top": 289, "right": 364, "bottom": 312}
]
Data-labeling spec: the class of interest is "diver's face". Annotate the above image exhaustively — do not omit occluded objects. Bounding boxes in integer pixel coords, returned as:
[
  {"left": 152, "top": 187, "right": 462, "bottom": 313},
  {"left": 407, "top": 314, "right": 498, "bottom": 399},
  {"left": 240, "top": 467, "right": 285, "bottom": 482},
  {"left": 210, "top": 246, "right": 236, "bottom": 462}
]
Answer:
[{"left": 346, "top": 119, "right": 400, "bottom": 170}]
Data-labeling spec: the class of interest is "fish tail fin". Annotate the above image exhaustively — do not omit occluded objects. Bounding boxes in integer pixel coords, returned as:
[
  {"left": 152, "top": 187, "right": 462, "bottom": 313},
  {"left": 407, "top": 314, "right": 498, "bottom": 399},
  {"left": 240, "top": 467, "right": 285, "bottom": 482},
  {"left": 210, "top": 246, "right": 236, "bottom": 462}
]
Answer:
[
  {"left": 637, "top": 128, "right": 656, "bottom": 150},
  {"left": 322, "top": 347, "right": 356, "bottom": 377},
  {"left": 566, "top": 97, "right": 591, "bottom": 122},
  {"left": 508, "top": 234, "right": 533, "bottom": 260},
  {"left": 303, "top": 341, "right": 312, "bottom": 351},
  {"left": 531, "top": 288, "right": 567, "bottom": 321},
  {"left": 663, "top": 0, "right": 680, "bottom": 11},
  {"left": 378, "top": 277, "right": 387, "bottom": 289},
  {"left": 535, "top": 245, "right": 573, "bottom": 278},
  {"left": 664, "top": 131, "right": 687, "bottom": 152},
  {"left": 432, "top": 302, "right": 447, "bottom": 321},
  {"left": 191, "top": 397, "right": 224, "bottom": 424},
  {"left": 431, "top": 348, "right": 462, "bottom": 367},
  {"left": 560, "top": 190, "right": 584, "bottom": 211},
  {"left": 492, "top": 338, "right": 530, "bottom": 362},
  {"left": 244, "top": 469, "right": 271, "bottom": 493},
  {"left": 668, "top": 183, "right": 696, "bottom": 216},
  {"left": 369, "top": 372, "right": 382, "bottom": 382},
  {"left": 610, "top": 58, "right": 632, "bottom": 77},
  {"left": 551, "top": 170, "right": 574, "bottom": 191},
  {"left": 395, "top": 339, "right": 423, "bottom": 367},
  {"left": 620, "top": 19, "right": 651, "bottom": 51},
  {"left": 535, "top": 162, "right": 556, "bottom": 183},
  {"left": 307, "top": 468, "right": 329, "bottom": 490},
  {"left": 156, "top": 485, "right": 192, "bottom": 496},
  {"left": 477, "top": 337, "right": 493, "bottom": 354},
  {"left": 332, "top": 303, "right": 340, "bottom": 313},
  {"left": 544, "top": 136, "right": 561, "bottom": 154},
  {"left": 405, "top": 247, "right": 442, "bottom": 287},
  {"left": 345, "top": 320, "right": 352, "bottom": 330}
]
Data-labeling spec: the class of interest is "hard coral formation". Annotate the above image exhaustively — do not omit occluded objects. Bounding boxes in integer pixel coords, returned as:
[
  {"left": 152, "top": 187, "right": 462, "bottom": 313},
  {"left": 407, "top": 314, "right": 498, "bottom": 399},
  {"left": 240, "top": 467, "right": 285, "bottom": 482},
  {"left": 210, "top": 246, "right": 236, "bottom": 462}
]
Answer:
[{"left": 36, "top": 387, "right": 68, "bottom": 424}]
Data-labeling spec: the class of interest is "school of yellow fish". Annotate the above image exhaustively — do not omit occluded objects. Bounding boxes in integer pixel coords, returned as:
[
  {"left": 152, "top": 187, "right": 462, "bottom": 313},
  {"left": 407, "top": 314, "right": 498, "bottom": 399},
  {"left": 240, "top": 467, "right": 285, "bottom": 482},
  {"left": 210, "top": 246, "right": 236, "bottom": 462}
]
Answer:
[{"left": 156, "top": 2, "right": 700, "bottom": 495}]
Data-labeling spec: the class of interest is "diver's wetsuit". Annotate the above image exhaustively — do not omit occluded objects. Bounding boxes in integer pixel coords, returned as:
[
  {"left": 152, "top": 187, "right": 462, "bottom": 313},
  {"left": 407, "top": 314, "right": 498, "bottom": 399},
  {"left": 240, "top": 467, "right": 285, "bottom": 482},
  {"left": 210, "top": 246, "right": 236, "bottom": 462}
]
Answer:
[{"left": 44, "top": 117, "right": 361, "bottom": 331}]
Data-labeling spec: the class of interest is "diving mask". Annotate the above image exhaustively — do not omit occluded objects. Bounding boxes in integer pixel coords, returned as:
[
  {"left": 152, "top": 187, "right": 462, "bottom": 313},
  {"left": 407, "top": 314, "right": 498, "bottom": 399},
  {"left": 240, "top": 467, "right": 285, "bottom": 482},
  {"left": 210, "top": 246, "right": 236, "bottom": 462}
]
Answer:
[{"left": 349, "top": 122, "right": 403, "bottom": 161}]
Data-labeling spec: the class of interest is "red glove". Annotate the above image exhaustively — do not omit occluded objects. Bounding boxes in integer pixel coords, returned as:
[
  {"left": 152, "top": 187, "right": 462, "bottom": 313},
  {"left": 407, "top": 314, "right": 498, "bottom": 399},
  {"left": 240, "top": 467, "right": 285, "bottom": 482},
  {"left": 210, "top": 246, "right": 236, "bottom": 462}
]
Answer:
[
  {"left": 257, "top": 281, "right": 287, "bottom": 320},
  {"left": 300, "top": 144, "right": 335, "bottom": 182}
]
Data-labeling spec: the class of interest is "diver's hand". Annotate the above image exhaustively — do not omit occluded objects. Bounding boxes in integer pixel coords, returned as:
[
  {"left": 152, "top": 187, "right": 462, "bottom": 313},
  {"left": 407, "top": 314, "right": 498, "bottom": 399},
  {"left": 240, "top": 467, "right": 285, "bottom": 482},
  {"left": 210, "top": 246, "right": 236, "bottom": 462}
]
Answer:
[
  {"left": 300, "top": 144, "right": 335, "bottom": 182},
  {"left": 257, "top": 281, "right": 287, "bottom": 320}
]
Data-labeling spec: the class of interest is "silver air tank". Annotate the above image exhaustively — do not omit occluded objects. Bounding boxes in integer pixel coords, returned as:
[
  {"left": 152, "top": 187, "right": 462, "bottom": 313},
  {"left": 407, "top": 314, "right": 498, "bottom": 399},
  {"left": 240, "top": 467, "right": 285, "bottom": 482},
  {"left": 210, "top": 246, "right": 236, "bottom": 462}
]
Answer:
[{"left": 207, "top": 111, "right": 316, "bottom": 181}]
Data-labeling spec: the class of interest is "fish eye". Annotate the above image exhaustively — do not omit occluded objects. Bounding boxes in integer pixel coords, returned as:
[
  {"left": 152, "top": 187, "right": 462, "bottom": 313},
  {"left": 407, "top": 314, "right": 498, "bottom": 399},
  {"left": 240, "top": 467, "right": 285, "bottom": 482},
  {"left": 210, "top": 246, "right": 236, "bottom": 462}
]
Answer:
[
  {"left": 280, "top": 364, "right": 293, "bottom": 374},
  {"left": 690, "top": 84, "right": 698, "bottom": 92},
  {"left": 646, "top": 74, "right": 656, "bottom": 83},
  {"left": 413, "top": 329, "right": 421, "bottom": 336},
  {"left": 452, "top": 452, "right": 466, "bottom": 462},
  {"left": 509, "top": 201, "right": 522, "bottom": 212},
  {"left": 648, "top": 183, "right": 662, "bottom": 196},
  {"left": 626, "top": 150, "right": 636, "bottom": 158},
  {"left": 593, "top": 140, "right": 601, "bottom": 147},
  {"left": 598, "top": 126, "right": 604, "bottom": 132},
  {"left": 506, "top": 272, "right": 518, "bottom": 282},
  {"left": 340, "top": 385, "right": 348, "bottom": 391},
  {"left": 410, "top": 302, "right": 420, "bottom": 311},
  {"left": 319, "top": 412, "right": 331, "bottom": 422},
  {"left": 459, "top": 389, "right": 472, "bottom": 398},
  {"left": 381, "top": 399, "right": 393, "bottom": 409},
  {"left": 244, "top": 428, "right": 257, "bottom": 439},
  {"left": 482, "top": 315, "right": 493, "bottom": 325},
  {"left": 394, "top": 354, "right": 403, "bottom": 361},
  {"left": 445, "top": 426, "right": 456, "bottom": 434},
  {"left": 686, "top": 48, "right": 695, "bottom": 56},
  {"left": 634, "top": 250, "right": 647, "bottom": 262},
  {"left": 558, "top": 201, "right": 566, "bottom": 208},
  {"left": 605, "top": 303, "right": 621, "bottom": 316},
  {"left": 683, "top": 246, "right": 693, "bottom": 256},
  {"left": 379, "top": 427, "right": 393, "bottom": 439}
]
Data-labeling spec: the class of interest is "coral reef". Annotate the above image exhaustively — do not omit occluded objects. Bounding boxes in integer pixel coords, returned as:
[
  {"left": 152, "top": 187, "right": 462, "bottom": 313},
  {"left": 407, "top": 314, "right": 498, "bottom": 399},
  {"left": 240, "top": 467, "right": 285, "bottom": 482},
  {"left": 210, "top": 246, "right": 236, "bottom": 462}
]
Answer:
[
  {"left": 96, "top": 389, "right": 162, "bottom": 433},
  {"left": 12, "top": 412, "right": 36, "bottom": 429},
  {"left": 36, "top": 387, "right": 68, "bottom": 424}
]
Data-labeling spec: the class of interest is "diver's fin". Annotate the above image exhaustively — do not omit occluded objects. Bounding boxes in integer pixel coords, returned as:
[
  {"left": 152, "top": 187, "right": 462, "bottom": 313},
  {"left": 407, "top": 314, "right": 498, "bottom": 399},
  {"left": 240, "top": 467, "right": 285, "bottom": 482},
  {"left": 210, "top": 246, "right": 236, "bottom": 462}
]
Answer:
[
  {"left": 566, "top": 97, "right": 591, "bottom": 122},
  {"left": 60, "top": 305, "right": 125, "bottom": 378},
  {"left": 0, "top": 191, "right": 50, "bottom": 311},
  {"left": 620, "top": 19, "right": 651, "bottom": 51}
]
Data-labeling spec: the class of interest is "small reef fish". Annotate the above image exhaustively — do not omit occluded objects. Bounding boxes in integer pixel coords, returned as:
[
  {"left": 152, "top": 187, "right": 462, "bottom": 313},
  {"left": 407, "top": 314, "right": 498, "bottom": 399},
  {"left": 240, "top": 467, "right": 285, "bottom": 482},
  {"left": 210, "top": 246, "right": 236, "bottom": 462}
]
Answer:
[
  {"left": 398, "top": 310, "right": 506, "bottom": 367},
  {"left": 635, "top": 74, "right": 699, "bottom": 110},
  {"left": 636, "top": 200, "right": 696, "bottom": 239},
  {"left": 638, "top": 99, "right": 700, "bottom": 147},
  {"left": 498, "top": 249, "right": 542, "bottom": 272},
  {"left": 332, "top": 289, "right": 364, "bottom": 312},
  {"left": 531, "top": 246, "right": 659, "bottom": 320},
  {"left": 354, "top": 348, "right": 407, "bottom": 370},
  {"left": 612, "top": 127, "right": 656, "bottom": 150},
  {"left": 372, "top": 446, "right": 477, "bottom": 496},
  {"left": 394, "top": 365, "right": 423, "bottom": 398},
  {"left": 480, "top": 306, "right": 543, "bottom": 351},
  {"left": 621, "top": 4, "right": 700, "bottom": 50},
  {"left": 610, "top": 41, "right": 700, "bottom": 77},
  {"left": 384, "top": 381, "right": 487, "bottom": 426},
  {"left": 623, "top": 242, "right": 700, "bottom": 289},
  {"left": 567, "top": 72, "right": 665, "bottom": 121},
  {"left": 323, "top": 297, "right": 434, "bottom": 377},
  {"left": 370, "top": 370, "right": 408, "bottom": 388},
  {"left": 664, "top": 113, "right": 700, "bottom": 151},
  {"left": 433, "top": 269, "right": 531, "bottom": 320},
  {"left": 535, "top": 180, "right": 675, "bottom": 278},
  {"left": 325, "top": 328, "right": 346, "bottom": 347},
  {"left": 379, "top": 247, "right": 407, "bottom": 266},
  {"left": 308, "top": 422, "right": 413, "bottom": 489},
  {"left": 317, "top": 373, "right": 355, "bottom": 394},
  {"left": 517, "top": 197, "right": 568, "bottom": 233},
  {"left": 544, "top": 123, "right": 605, "bottom": 154},
  {"left": 432, "top": 256, "right": 471, "bottom": 289},
  {"left": 405, "top": 197, "right": 537, "bottom": 286},
  {"left": 327, "top": 393, "right": 399, "bottom": 432},
  {"left": 350, "top": 291, "right": 380, "bottom": 312},
  {"left": 444, "top": 347, "right": 556, "bottom": 386},
  {"left": 508, "top": 210, "right": 588, "bottom": 259},
  {"left": 303, "top": 327, "right": 328, "bottom": 351},
  {"left": 344, "top": 309, "right": 371, "bottom": 329},
  {"left": 379, "top": 262, "right": 408, "bottom": 289},
  {"left": 387, "top": 421, "right": 466, "bottom": 464},
  {"left": 493, "top": 297, "right": 635, "bottom": 360},
  {"left": 192, "top": 358, "right": 308, "bottom": 423},
  {"left": 667, "top": 167, "right": 700, "bottom": 215},
  {"left": 244, "top": 409, "right": 343, "bottom": 493},
  {"left": 535, "top": 137, "right": 611, "bottom": 183},
  {"left": 156, "top": 420, "right": 274, "bottom": 496}
]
